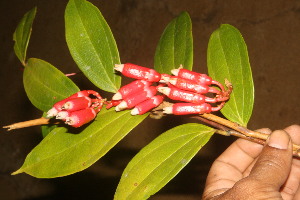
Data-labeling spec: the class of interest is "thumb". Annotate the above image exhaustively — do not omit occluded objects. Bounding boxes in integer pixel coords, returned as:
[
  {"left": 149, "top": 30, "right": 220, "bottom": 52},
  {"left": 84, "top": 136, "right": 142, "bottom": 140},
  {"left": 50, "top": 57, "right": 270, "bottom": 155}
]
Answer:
[{"left": 248, "top": 130, "right": 293, "bottom": 189}]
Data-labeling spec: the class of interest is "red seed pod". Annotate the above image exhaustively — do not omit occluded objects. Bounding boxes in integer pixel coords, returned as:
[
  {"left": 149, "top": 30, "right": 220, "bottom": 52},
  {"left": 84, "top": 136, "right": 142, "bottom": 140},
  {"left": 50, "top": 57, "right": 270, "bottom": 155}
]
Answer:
[
  {"left": 46, "top": 98, "right": 70, "bottom": 118},
  {"left": 114, "top": 63, "right": 161, "bottom": 82},
  {"left": 115, "top": 86, "right": 157, "bottom": 110},
  {"left": 65, "top": 107, "right": 97, "bottom": 128},
  {"left": 158, "top": 86, "right": 225, "bottom": 104},
  {"left": 171, "top": 68, "right": 227, "bottom": 93},
  {"left": 131, "top": 95, "right": 164, "bottom": 115},
  {"left": 46, "top": 90, "right": 102, "bottom": 118},
  {"left": 168, "top": 77, "right": 210, "bottom": 94},
  {"left": 112, "top": 80, "right": 151, "bottom": 100},
  {"left": 163, "top": 103, "right": 212, "bottom": 115},
  {"left": 169, "top": 77, "right": 222, "bottom": 95},
  {"left": 171, "top": 68, "right": 212, "bottom": 85},
  {"left": 62, "top": 96, "right": 91, "bottom": 112},
  {"left": 158, "top": 86, "right": 209, "bottom": 104},
  {"left": 56, "top": 111, "right": 70, "bottom": 120}
]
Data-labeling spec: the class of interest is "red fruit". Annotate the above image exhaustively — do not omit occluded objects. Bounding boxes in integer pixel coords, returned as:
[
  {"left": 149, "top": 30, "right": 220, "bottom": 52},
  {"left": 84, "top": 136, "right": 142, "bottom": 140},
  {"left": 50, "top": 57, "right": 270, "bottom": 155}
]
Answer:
[
  {"left": 114, "top": 63, "right": 161, "bottom": 82},
  {"left": 131, "top": 95, "right": 164, "bottom": 115},
  {"left": 163, "top": 103, "right": 212, "bottom": 115},
  {"left": 158, "top": 86, "right": 207, "bottom": 104},
  {"left": 112, "top": 80, "right": 151, "bottom": 100},
  {"left": 47, "top": 98, "right": 70, "bottom": 118},
  {"left": 169, "top": 77, "right": 222, "bottom": 95},
  {"left": 171, "top": 68, "right": 212, "bottom": 85},
  {"left": 62, "top": 96, "right": 91, "bottom": 112},
  {"left": 56, "top": 111, "right": 70, "bottom": 120},
  {"left": 168, "top": 77, "right": 210, "bottom": 94},
  {"left": 46, "top": 90, "right": 102, "bottom": 118},
  {"left": 65, "top": 108, "right": 97, "bottom": 128},
  {"left": 115, "top": 86, "right": 157, "bottom": 110}
]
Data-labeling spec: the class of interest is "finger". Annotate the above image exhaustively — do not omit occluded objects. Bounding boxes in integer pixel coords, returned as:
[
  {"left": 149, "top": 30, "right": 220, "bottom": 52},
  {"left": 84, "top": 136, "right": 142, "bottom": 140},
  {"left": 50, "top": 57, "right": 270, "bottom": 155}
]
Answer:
[
  {"left": 281, "top": 125, "right": 300, "bottom": 199},
  {"left": 243, "top": 125, "right": 300, "bottom": 177},
  {"left": 216, "top": 128, "right": 272, "bottom": 175},
  {"left": 202, "top": 128, "right": 271, "bottom": 199},
  {"left": 285, "top": 124, "right": 300, "bottom": 143},
  {"left": 248, "top": 130, "right": 293, "bottom": 189},
  {"left": 294, "top": 191, "right": 300, "bottom": 200},
  {"left": 241, "top": 125, "right": 300, "bottom": 198},
  {"left": 281, "top": 165, "right": 300, "bottom": 200}
]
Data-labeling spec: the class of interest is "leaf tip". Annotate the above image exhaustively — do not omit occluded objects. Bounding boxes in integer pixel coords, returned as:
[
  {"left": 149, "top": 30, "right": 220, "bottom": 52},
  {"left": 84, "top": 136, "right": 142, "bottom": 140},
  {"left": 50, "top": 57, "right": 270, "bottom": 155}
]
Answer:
[
  {"left": 11, "top": 169, "right": 23, "bottom": 175},
  {"left": 220, "top": 24, "right": 232, "bottom": 28},
  {"left": 179, "top": 11, "right": 190, "bottom": 17}
]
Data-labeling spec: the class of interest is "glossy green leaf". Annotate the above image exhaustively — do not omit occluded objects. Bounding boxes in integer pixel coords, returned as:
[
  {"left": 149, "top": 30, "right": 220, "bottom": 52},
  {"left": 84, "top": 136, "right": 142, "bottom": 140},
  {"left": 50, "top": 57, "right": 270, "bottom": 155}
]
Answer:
[
  {"left": 65, "top": 0, "right": 121, "bottom": 93},
  {"left": 13, "top": 7, "right": 37, "bottom": 65},
  {"left": 114, "top": 123, "right": 214, "bottom": 200},
  {"left": 207, "top": 24, "right": 254, "bottom": 126},
  {"left": 23, "top": 58, "right": 80, "bottom": 112},
  {"left": 154, "top": 11, "right": 193, "bottom": 74},
  {"left": 41, "top": 124, "right": 57, "bottom": 138},
  {"left": 12, "top": 109, "right": 147, "bottom": 178}
]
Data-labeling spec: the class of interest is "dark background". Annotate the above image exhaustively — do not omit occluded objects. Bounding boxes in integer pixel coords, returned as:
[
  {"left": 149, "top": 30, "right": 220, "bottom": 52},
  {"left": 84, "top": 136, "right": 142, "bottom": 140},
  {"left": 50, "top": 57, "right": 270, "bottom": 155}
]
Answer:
[{"left": 1, "top": 0, "right": 300, "bottom": 199}]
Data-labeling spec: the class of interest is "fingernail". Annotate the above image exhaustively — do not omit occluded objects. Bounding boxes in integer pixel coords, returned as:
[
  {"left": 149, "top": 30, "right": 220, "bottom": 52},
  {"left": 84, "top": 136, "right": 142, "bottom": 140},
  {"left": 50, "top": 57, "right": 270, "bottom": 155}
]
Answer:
[{"left": 267, "top": 130, "right": 290, "bottom": 150}]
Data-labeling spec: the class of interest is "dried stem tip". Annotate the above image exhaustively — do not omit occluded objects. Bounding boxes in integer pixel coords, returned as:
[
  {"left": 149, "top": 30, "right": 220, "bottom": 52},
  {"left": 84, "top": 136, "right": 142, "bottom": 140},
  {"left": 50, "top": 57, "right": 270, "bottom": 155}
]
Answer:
[{"left": 3, "top": 117, "right": 51, "bottom": 131}]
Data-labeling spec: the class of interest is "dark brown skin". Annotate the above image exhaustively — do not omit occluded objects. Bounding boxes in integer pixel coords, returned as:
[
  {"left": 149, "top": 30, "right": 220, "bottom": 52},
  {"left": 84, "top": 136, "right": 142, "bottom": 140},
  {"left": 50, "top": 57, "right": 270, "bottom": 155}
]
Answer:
[{"left": 202, "top": 125, "right": 300, "bottom": 200}]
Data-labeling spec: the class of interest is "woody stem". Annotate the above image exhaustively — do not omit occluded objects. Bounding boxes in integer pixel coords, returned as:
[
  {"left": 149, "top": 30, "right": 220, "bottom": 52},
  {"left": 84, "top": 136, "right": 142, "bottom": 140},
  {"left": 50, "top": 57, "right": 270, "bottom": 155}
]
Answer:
[
  {"left": 3, "top": 117, "right": 52, "bottom": 131},
  {"left": 193, "top": 113, "right": 300, "bottom": 158}
]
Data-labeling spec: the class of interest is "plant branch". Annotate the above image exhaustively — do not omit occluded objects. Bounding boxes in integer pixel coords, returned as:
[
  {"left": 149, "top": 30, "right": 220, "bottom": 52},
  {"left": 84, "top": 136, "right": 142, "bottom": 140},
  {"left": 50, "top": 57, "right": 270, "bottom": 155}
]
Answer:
[
  {"left": 201, "top": 113, "right": 269, "bottom": 139},
  {"left": 193, "top": 115, "right": 266, "bottom": 144},
  {"left": 193, "top": 113, "right": 300, "bottom": 157},
  {"left": 4, "top": 108, "right": 300, "bottom": 157},
  {"left": 3, "top": 117, "right": 52, "bottom": 131}
]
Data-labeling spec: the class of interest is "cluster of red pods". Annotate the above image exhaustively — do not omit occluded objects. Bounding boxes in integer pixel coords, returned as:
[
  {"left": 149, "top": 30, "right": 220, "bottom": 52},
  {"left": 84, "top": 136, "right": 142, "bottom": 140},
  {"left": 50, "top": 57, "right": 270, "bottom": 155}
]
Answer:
[
  {"left": 46, "top": 63, "right": 232, "bottom": 127},
  {"left": 46, "top": 90, "right": 103, "bottom": 128}
]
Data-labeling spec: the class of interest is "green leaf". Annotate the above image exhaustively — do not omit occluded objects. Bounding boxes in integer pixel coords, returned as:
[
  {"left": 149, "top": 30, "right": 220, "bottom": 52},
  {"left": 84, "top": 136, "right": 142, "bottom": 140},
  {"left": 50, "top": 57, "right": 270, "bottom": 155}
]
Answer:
[
  {"left": 207, "top": 24, "right": 254, "bottom": 126},
  {"left": 23, "top": 58, "right": 80, "bottom": 112},
  {"left": 41, "top": 124, "right": 57, "bottom": 138},
  {"left": 13, "top": 7, "right": 37, "bottom": 65},
  {"left": 65, "top": 0, "right": 121, "bottom": 93},
  {"left": 154, "top": 11, "right": 193, "bottom": 74},
  {"left": 12, "top": 109, "right": 147, "bottom": 178},
  {"left": 114, "top": 123, "right": 214, "bottom": 200}
]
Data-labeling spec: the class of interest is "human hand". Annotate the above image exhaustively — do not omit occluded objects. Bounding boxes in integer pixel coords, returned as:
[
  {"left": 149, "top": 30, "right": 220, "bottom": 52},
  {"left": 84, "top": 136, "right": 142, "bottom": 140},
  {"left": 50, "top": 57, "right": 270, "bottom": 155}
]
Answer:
[{"left": 202, "top": 125, "right": 300, "bottom": 200}]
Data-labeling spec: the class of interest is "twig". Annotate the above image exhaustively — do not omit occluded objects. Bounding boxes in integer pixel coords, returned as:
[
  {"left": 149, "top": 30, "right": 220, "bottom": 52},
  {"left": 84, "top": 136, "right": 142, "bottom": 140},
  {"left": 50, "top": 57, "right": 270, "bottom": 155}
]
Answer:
[
  {"left": 194, "top": 115, "right": 266, "bottom": 144},
  {"left": 192, "top": 115, "right": 230, "bottom": 135},
  {"left": 194, "top": 113, "right": 300, "bottom": 157},
  {"left": 4, "top": 107, "right": 300, "bottom": 158},
  {"left": 214, "top": 130, "right": 266, "bottom": 145},
  {"left": 201, "top": 113, "right": 269, "bottom": 140},
  {"left": 3, "top": 117, "right": 51, "bottom": 131}
]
